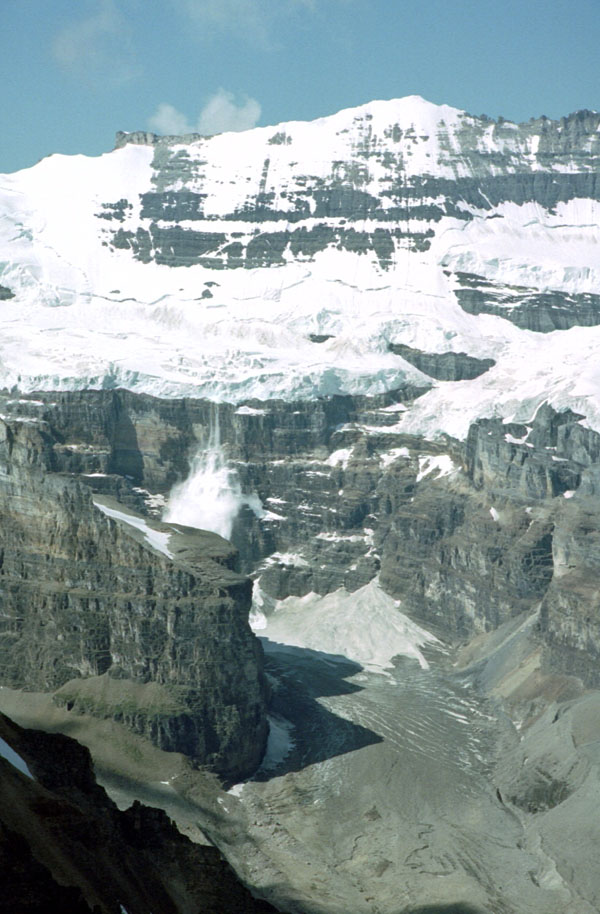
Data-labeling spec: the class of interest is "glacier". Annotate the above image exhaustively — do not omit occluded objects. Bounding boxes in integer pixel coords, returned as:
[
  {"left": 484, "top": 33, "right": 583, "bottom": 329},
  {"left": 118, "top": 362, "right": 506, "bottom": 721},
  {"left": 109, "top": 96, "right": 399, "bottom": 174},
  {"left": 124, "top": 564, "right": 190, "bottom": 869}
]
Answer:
[{"left": 1, "top": 96, "right": 599, "bottom": 440}]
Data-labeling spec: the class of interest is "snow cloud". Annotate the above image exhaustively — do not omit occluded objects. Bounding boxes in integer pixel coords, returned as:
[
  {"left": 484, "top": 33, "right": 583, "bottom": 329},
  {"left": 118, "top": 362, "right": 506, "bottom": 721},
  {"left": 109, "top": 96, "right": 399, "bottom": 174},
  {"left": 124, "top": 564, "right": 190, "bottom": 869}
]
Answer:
[
  {"left": 149, "top": 90, "right": 262, "bottom": 136},
  {"left": 52, "top": 0, "right": 140, "bottom": 86}
]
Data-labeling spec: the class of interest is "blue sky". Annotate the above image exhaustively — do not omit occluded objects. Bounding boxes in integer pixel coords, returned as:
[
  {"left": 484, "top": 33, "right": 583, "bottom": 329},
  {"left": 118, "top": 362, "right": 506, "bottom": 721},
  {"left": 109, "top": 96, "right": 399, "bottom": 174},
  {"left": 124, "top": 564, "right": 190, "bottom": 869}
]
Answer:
[{"left": 2, "top": 0, "right": 599, "bottom": 173}]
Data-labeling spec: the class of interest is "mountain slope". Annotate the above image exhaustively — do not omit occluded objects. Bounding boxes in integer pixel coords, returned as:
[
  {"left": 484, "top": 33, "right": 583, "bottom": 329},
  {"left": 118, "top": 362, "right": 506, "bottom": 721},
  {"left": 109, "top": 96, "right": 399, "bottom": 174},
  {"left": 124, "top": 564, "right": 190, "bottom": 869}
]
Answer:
[{"left": 1, "top": 97, "right": 599, "bottom": 436}]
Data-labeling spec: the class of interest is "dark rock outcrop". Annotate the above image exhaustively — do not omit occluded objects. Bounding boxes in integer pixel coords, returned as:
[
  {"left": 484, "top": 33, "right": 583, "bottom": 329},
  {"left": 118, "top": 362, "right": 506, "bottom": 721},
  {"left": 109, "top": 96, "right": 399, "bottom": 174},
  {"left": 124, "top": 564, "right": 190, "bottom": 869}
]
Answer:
[
  {"left": 0, "top": 712, "right": 282, "bottom": 914},
  {"left": 388, "top": 342, "right": 495, "bottom": 380},
  {"left": 452, "top": 270, "right": 600, "bottom": 332}
]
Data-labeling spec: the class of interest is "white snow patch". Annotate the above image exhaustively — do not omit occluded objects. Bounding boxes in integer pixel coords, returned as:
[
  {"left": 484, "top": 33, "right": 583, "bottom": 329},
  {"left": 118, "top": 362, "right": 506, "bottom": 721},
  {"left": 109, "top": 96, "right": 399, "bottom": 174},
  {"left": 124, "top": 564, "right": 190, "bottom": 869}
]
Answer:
[
  {"left": 227, "top": 782, "right": 246, "bottom": 797},
  {"left": 504, "top": 428, "right": 532, "bottom": 445},
  {"left": 93, "top": 500, "right": 173, "bottom": 558},
  {"left": 270, "top": 552, "right": 309, "bottom": 567},
  {"left": 235, "top": 405, "right": 267, "bottom": 416},
  {"left": 379, "top": 402, "right": 408, "bottom": 413},
  {"left": 262, "top": 578, "right": 438, "bottom": 672},
  {"left": 416, "top": 454, "right": 455, "bottom": 482},
  {"left": 260, "top": 509, "right": 286, "bottom": 521},
  {"left": 0, "top": 737, "right": 33, "bottom": 779},
  {"left": 490, "top": 506, "right": 500, "bottom": 522},
  {"left": 132, "top": 488, "right": 167, "bottom": 512},
  {"left": 326, "top": 448, "right": 353, "bottom": 469}
]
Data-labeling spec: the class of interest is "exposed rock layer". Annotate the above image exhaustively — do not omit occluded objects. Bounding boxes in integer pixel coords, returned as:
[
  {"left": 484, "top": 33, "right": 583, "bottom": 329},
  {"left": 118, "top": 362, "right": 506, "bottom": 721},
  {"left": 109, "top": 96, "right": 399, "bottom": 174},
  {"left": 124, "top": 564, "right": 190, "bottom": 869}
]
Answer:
[
  {"left": 0, "top": 413, "right": 268, "bottom": 781},
  {"left": 387, "top": 342, "right": 495, "bottom": 380},
  {"left": 2, "top": 389, "right": 599, "bottom": 688},
  {"left": 453, "top": 270, "right": 600, "bottom": 332}
]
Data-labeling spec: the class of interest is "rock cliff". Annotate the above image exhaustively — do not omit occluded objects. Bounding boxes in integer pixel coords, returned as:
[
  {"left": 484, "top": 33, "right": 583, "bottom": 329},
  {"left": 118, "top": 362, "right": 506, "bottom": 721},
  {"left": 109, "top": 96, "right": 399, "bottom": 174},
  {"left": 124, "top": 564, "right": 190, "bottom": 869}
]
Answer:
[
  {"left": 0, "top": 712, "right": 282, "bottom": 914},
  {"left": 0, "top": 412, "right": 268, "bottom": 782},
  {"left": 3, "top": 388, "right": 600, "bottom": 690}
]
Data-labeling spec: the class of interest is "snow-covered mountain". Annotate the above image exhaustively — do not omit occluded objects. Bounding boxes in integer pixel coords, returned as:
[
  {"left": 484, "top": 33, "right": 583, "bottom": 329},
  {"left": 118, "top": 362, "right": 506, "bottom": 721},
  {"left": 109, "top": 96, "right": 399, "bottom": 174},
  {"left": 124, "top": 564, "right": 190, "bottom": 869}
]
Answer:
[
  {"left": 3, "top": 97, "right": 600, "bottom": 914},
  {"left": 1, "top": 95, "right": 600, "bottom": 437}
]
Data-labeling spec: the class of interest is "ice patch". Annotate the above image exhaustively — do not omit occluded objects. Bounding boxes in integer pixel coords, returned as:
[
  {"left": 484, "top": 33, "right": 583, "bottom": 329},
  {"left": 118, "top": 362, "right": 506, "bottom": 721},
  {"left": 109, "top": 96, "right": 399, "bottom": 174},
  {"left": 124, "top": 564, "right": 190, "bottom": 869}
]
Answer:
[
  {"left": 227, "top": 782, "right": 246, "bottom": 797},
  {"left": 132, "top": 487, "right": 167, "bottom": 513},
  {"left": 259, "top": 714, "right": 295, "bottom": 772},
  {"left": 379, "top": 402, "right": 408, "bottom": 413},
  {"left": 261, "top": 510, "right": 286, "bottom": 521},
  {"left": 416, "top": 455, "right": 455, "bottom": 483},
  {"left": 269, "top": 552, "right": 309, "bottom": 567},
  {"left": 326, "top": 448, "right": 353, "bottom": 469},
  {"left": 504, "top": 426, "right": 532, "bottom": 445},
  {"left": 235, "top": 405, "right": 267, "bottom": 416},
  {"left": 0, "top": 737, "right": 33, "bottom": 779},
  {"left": 93, "top": 500, "right": 173, "bottom": 558}
]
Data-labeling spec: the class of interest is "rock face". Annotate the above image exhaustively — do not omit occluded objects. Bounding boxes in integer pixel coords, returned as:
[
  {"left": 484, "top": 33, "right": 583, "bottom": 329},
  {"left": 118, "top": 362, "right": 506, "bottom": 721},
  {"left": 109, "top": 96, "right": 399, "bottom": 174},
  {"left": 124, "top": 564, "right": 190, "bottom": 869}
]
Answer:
[
  {"left": 0, "top": 712, "right": 282, "bottom": 914},
  {"left": 0, "top": 413, "right": 268, "bottom": 782},
  {"left": 105, "top": 107, "right": 600, "bottom": 274},
  {"left": 453, "top": 270, "right": 600, "bottom": 332},
  {"left": 387, "top": 342, "right": 495, "bottom": 380},
  {"left": 4, "top": 389, "right": 600, "bottom": 691}
]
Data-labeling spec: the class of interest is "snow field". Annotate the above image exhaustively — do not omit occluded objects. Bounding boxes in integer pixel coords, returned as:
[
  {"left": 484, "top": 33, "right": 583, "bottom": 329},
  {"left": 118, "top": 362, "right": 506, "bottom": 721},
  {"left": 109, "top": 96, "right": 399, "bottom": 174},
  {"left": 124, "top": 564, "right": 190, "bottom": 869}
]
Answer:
[
  {"left": 253, "top": 578, "right": 439, "bottom": 673},
  {"left": 1, "top": 97, "right": 599, "bottom": 438}
]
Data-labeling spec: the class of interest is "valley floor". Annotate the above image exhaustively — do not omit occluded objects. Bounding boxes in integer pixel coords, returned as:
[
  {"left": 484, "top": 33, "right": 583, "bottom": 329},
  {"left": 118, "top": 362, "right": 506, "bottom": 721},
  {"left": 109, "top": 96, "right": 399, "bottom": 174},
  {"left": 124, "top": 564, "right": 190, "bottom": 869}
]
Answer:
[{"left": 2, "top": 591, "right": 598, "bottom": 914}]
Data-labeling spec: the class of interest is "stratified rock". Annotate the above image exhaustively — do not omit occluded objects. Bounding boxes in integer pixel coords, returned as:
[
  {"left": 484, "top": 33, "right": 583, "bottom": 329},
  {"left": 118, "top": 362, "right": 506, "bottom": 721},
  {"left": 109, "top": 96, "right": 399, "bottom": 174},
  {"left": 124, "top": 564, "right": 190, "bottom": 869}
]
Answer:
[
  {"left": 539, "top": 487, "right": 600, "bottom": 687},
  {"left": 453, "top": 270, "right": 600, "bottom": 332},
  {"left": 0, "top": 416, "right": 268, "bottom": 781},
  {"left": 388, "top": 342, "right": 495, "bottom": 380},
  {"left": 3, "top": 387, "right": 600, "bottom": 690}
]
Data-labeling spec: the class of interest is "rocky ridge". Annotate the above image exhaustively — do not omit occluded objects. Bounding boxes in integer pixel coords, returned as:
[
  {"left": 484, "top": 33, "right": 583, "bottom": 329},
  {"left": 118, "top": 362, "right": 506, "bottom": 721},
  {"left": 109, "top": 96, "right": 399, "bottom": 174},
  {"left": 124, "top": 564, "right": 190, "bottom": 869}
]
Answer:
[{"left": 0, "top": 711, "right": 282, "bottom": 914}]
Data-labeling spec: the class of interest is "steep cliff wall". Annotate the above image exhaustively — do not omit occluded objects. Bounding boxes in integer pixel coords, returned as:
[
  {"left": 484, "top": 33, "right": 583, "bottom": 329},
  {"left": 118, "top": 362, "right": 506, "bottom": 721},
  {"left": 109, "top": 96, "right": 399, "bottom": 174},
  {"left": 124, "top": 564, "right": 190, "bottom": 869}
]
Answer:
[
  {"left": 0, "top": 415, "right": 268, "bottom": 781},
  {"left": 4, "top": 388, "right": 599, "bottom": 689}
]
